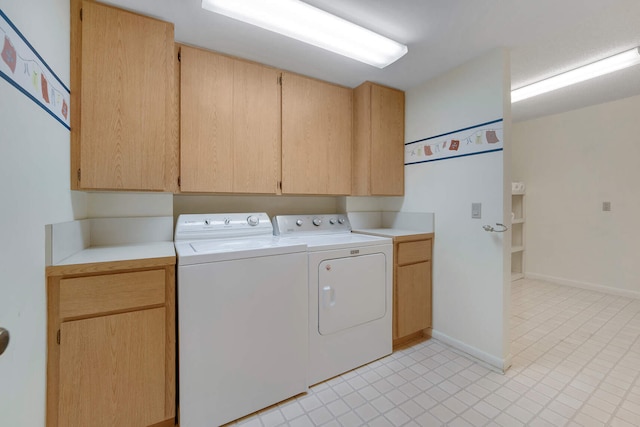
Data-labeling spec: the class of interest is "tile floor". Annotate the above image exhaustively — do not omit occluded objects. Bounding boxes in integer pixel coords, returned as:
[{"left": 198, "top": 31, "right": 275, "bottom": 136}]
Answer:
[{"left": 231, "top": 279, "right": 640, "bottom": 426}]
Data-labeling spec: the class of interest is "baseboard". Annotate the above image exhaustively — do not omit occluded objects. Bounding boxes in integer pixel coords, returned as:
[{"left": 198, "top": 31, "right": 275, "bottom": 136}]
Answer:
[
  {"left": 393, "top": 329, "right": 431, "bottom": 350},
  {"left": 525, "top": 272, "right": 640, "bottom": 300},
  {"left": 149, "top": 417, "right": 176, "bottom": 427},
  {"left": 431, "top": 330, "right": 511, "bottom": 373}
]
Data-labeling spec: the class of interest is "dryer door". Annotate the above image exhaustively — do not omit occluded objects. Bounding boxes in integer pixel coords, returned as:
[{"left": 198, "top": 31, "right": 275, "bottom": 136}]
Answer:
[{"left": 318, "top": 253, "right": 386, "bottom": 335}]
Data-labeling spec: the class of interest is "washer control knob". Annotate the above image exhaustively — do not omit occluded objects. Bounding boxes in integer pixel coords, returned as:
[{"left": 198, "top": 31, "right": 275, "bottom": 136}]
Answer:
[
  {"left": 313, "top": 217, "right": 322, "bottom": 226},
  {"left": 247, "top": 215, "right": 260, "bottom": 226},
  {"left": 296, "top": 219, "right": 303, "bottom": 226},
  {"left": 338, "top": 217, "right": 345, "bottom": 224},
  {"left": 329, "top": 218, "right": 336, "bottom": 225}
]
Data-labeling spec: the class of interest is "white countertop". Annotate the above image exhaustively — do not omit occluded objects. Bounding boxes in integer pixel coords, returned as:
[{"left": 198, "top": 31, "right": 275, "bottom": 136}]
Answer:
[
  {"left": 55, "top": 241, "right": 176, "bottom": 266},
  {"left": 353, "top": 228, "right": 433, "bottom": 238},
  {"left": 47, "top": 216, "right": 176, "bottom": 266},
  {"left": 347, "top": 211, "right": 434, "bottom": 234}
]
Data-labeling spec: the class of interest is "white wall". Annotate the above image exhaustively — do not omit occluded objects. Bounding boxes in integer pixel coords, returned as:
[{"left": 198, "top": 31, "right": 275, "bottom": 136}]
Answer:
[
  {"left": 512, "top": 94, "right": 640, "bottom": 298},
  {"left": 0, "top": 0, "right": 86, "bottom": 424},
  {"left": 381, "top": 50, "right": 512, "bottom": 369},
  {"left": 174, "top": 194, "right": 341, "bottom": 220},
  {"left": 344, "top": 196, "right": 403, "bottom": 213},
  {"left": 87, "top": 192, "right": 173, "bottom": 218}
]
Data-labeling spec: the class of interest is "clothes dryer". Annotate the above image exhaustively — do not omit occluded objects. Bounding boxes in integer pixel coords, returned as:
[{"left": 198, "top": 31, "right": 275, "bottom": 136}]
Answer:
[{"left": 273, "top": 214, "right": 392, "bottom": 385}]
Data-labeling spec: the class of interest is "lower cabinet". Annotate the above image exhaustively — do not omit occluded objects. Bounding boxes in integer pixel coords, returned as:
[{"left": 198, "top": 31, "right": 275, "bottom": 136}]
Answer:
[
  {"left": 46, "top": 260, "right": 176, "bottom": 427},
  {"left": 59, "top": 309, "right": 167, "bottom": 426},
  {"left": 393, "top": 234, "right": 433, "bottom": 345}
]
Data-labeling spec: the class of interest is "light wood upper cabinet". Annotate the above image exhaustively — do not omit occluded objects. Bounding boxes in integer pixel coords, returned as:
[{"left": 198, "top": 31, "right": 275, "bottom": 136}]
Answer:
[
  {"left": 179, "top": 46, "right": 234, "bottom": 192},
  {"left": 352, "top": 82, "right": 405, "bottom": 196},
  {"left": 179, "top": 46, "right": 281, "bottom": 193},
  {"left": 281, "top": 72, "right": 352, "bottom": 195},
  {"left": 70, "top": 0, "right": 178, "bottom": 191},
  {"left": 233, "top": 59, "right": 282, "bottom": 192}
]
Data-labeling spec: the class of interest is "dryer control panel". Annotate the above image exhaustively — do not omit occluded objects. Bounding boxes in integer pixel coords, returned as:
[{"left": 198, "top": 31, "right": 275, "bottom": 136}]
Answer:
[{"left": 273, "top": 214, "right": 351, "bottom": 235}]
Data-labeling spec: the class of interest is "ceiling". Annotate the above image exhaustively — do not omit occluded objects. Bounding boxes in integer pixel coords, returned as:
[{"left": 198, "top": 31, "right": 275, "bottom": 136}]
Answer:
[{"left": 103, "top": 0, "right": 640, "bottom": 122}]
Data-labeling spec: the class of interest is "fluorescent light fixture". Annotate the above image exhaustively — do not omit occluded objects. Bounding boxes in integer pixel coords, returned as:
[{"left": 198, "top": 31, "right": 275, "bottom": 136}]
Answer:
[
  {"left": 512, "top": 47, "right": 640, "bottom": 103},
  {"left": 201, "top": 0, "right": 408, "bottom": 68}
]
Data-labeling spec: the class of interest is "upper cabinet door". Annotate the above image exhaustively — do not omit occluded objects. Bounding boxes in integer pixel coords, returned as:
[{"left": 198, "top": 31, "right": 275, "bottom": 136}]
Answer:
[
  {"left": 370, "top": 84, "right": 404, "bottom": 195},
  {"left": 232, "top": 60, "right": 281, "bottom": 193},
  {"left": 180, "top": 46, "right": 234, "bottom": 192},
  {"left": 352, "top": 82, "right": 405, "bottom": 196},
  {"left": 281, "top": 73, "right": 352, "bottom": 195},
  {"left": 75, "top": 1, "right": 175, "bottom": 190},
  {"left": 179, "top": 46, "right": 281, "bottom": 193}
]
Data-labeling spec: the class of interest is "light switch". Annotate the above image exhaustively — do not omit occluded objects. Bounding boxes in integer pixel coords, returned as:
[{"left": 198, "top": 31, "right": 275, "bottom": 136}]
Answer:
[
  {"left": 602, "top": 201, "right": 611, "bottom": 212},
  {"left": 472, "top": 203, "right": 482, "bottom": 219}
]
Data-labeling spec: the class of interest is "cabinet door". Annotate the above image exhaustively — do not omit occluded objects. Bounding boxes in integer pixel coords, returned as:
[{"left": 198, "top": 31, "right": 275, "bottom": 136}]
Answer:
[
  {"left": 232, "top": 59, "right": 281, "bottom": 193},
  {"left": 370, "top": 84, "right": 404, "bottom": 195},
  {"left": 180, "top": 46, "right": 234, "bottom": 192},
  {"left": 352, "top": 82, "right": 404, "bottom": 196},
  {"left": 58, "top": 308, "right": 166, "bottom": 427},
  {"left": 78, "top": 1, "right": 174, "bottom": 190},
  {"left": 351, "top": 82, "right": 372, "bottom": 196},
  {"left": 281, "top": 73, "right": 352, "bottom": 195},
  {"left": 396, "top": 261, "right": 432, "bottom": 338},
  {"left": 180, "top": 47, "right": 281, "bottom": 193}
]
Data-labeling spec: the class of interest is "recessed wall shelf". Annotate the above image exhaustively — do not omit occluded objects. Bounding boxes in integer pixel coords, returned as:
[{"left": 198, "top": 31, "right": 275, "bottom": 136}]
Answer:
[{"left": 511, "top": 188, "right": 525, "bottom": 281}]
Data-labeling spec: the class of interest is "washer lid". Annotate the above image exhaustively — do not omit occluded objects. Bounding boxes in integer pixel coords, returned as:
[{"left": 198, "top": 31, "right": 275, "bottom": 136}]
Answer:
[{"left": 175, "top": 236, "right": 306, "bottom": 265}]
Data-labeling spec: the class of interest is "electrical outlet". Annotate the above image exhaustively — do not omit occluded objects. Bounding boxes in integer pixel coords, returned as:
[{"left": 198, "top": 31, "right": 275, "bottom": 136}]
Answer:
[
  {"left": 472, "top": 203, "right": 482, "bottom": 219},
  {"left": 602, "top": 201, "right": 611, "bottom": 212}
]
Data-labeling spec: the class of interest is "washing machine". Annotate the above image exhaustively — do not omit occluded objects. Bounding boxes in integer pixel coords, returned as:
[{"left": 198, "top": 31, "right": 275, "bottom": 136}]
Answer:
[
  {"left": 273, "top": 214, "right": 392, "bottom": 385},
  {"left": 175, "top": 213, "right": 308, "bottom": 427}
]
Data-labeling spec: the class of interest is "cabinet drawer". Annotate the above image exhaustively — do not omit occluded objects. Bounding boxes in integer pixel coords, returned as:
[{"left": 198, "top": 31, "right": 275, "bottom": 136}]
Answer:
[
  {"left": 397, "top": 240, "right": 432, "bottom": 265},
  {"left": 59, "top": 270, "right": 165, "bottom": 320}
]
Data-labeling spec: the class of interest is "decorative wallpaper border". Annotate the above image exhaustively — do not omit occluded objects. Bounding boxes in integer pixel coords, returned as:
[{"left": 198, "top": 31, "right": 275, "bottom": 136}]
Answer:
[
  {"left": 0, "top": 9, "right": 70, "bottom": 130},
  {"left": 405, "top": 119, "right": 503, "bottom": 165}
]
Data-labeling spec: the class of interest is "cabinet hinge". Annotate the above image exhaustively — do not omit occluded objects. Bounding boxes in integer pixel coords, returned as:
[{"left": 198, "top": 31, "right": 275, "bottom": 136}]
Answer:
[
  {"left": 177, "top": 176, "right": 181, "bottom": 187},
  {"left": 278, "top": 75, "right": 282, "bottom": 85},
  {"left": 77, "top": 168, "right": 81, "bottom": 182},
  {"left": 177, "top": 50, "right": 181, "bottom": 62},
  {"left": 80, "top": 8, "right": 83, "bottom": 21},
  {"left": 56, "top": 329, "right": 60, "bottom": 345},
  {"left": 278, "top": 181, "right": 282, "bottom": 190}
]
